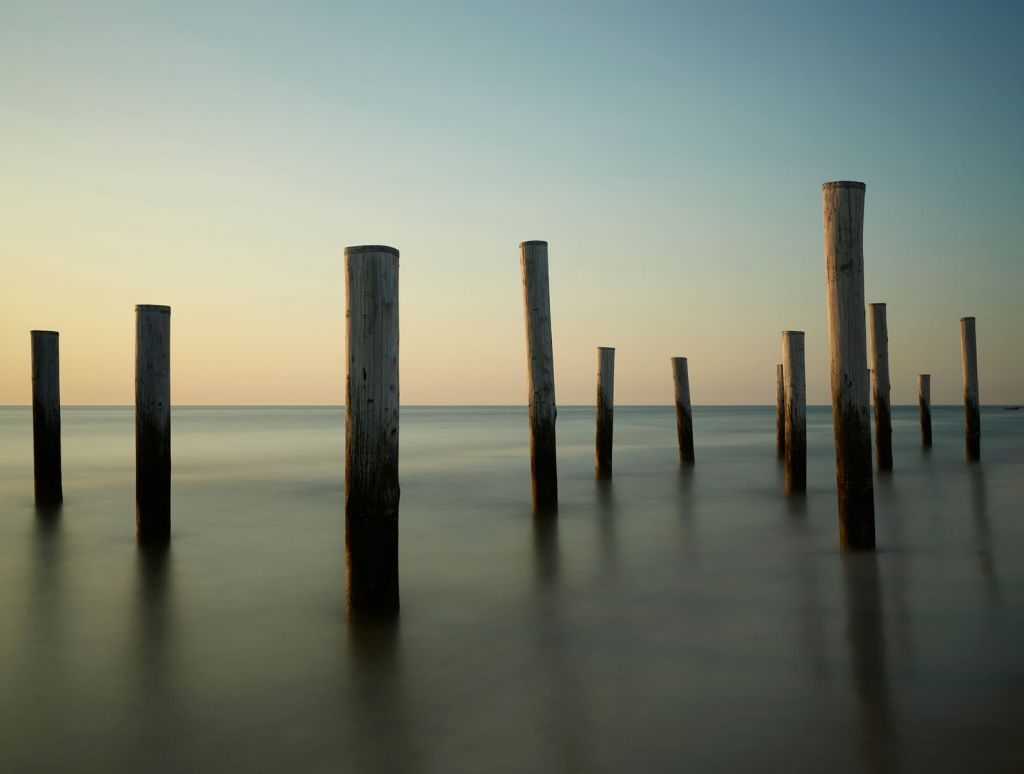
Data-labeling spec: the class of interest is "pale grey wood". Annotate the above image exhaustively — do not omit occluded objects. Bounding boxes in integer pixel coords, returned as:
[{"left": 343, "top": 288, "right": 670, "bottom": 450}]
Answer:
[
  {"left": 776, "top": 363, "right": 785, "bottom": 458},
  {"left": 782, "top": 331, "right": 806, "bottom": 493},
  {"left": 520, "top": 240, "right": 558, "bottom": 510},
  {"left": 822, "top": 180, "right": 875, "bottom": 550},
  {"left": 595, "top": 347, "right": 614, "bottom": 479},
  {"left": 869, "top": 303, "right": 892, "bottom": 470},
  {"left": 135, "top": 305, "right": 171, "bottom": 541},
  {"left": 960, "top": 316, "right": 980, "bottom": 461},
  {"left": 345, "top": 245, "right": 400, "bottom": 616},
  {"left": 30, "top": 330, "right": 62, "bottom": 507},
  {"left": 671, "top": 357, "right": 695, "bottom": 465},
  {"left": 918, "top": 374, "right": 932, "bottom": 448}
]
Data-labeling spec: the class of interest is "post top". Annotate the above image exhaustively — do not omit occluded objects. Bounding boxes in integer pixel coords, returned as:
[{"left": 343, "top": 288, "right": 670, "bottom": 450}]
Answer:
[
  {"left": 781, "top": 330, "right": 805, "bottom": 336},
  {"left": 671, "top": 356, "right": 688, "bottom": 363},
  {"left": 960, "top": 316, "right": 976, "bottom": 322},
  {"left": 823, "top": 180, "right": 866, "bottom": 190},
  {"left": 136, "top": 304, "right": 171, "bottom": 313},
  {"left": 519, "top": 240, "right": 548, "bottom": 248},
  {"left": 345, "top": 245, "right": 399, "bottom": 257},
  {"left": 597, "top": 346, "right": 615, "bottom": 352},
  {"left": 919, "top": 373, "right": 931, "bottom": 378}
]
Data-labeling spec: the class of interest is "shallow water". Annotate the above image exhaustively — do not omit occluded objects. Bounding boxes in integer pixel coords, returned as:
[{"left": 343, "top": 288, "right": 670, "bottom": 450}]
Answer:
[{"left": 0, "top": 405, "right": 1021, "bottom": 773}]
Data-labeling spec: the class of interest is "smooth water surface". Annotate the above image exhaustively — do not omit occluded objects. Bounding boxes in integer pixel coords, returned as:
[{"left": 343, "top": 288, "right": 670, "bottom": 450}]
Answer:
[{"left": 0, "top": 406, "right": 1021, "bottom": 773}]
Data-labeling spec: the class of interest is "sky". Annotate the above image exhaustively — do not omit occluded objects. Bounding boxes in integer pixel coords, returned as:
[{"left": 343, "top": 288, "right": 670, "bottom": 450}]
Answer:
[{"left": 1, "top": 0, "right": 1021, "bottom": 405}]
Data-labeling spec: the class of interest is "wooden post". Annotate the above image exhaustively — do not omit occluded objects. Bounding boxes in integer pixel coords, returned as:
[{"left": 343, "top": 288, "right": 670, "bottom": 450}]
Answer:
[
  {"left": 822, "top": 181, "right": 875, "bottom": 550},
  {"left": 30, "top": 330, "right": 62, "bottom": 507},
  {"left": 776, "top": 363, "right": 786, "bottom": 458},
  {"left": 135, "top": 305, "right": 171, "bottom": 541},
  {"left": 960, "top": 316, "right": 980, "bottom": 461},
  {"left": 868, "top": 303, "right": 892, "bottom": 470},
  {"left": 782, "top": 331, "right": 806, "bottom": 493},
  {"left": 671, "top": 357, "right": 695, "bottom": 465},
  {"left": 345, "top": 245, "right": 400, "bottom": 616},
  {"left": 520, "top": 240, "right": 558, "bottom": 511},
  {"left": 918, "top": 374, "right": 932, "bottom": 448},
  {"left": 595, "top": 347, "right": 615, "bottom": 479}
]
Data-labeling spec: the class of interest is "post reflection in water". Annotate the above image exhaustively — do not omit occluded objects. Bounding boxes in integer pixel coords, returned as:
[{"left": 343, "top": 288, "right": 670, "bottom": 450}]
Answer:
[
  {"left": 968, "top": 466, "right": 1000, "bottom": 607},
  {"left": 529, "top": 514, "right": 591, "bottom": 773},
  {"left": 130, "top": 542, "right": 183, "bottom": 768},
  {"left": 345, "top": 619, "right": 420, "bottom": 774},
  {"left": 595, "top": 479, "right": 618, "bottom": 573},
  {"left": 842, "top": 554, "right": 900, "bottom": 774}
]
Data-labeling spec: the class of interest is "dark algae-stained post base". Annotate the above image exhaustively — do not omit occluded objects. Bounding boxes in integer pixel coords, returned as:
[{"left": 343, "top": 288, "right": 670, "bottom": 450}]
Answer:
[
  {"left": 776, "top": 363, "right": 786, "bottom": 459},
  {"left": 136, "top": 305, "right": 171, "bottom": 541},
  {"left": 520, "top": 240, "right": 558, "bottom": 512},
  {"left": 31, "top": 330, "right": 62, "bottom": 507},
  {"left": 960, "top": 316, "right": 980, "bottom": 461},
  {"left": 869, "top": 303, "right": 893, "bottom": 471},
  {"left": 345, "top": 245, "right": 400, "bottom": 617},
  {"left": 671, "top": 357, "right": 695, "bottom": 466},
  {"left": 822, "top": 181, "right": 875, "bottom": 550},
  {"left": 782, "top": 331, "right": 806, "bottom": 493},
  {"left": 595, "top": 347, "right": 615, "bottom": 479},
  {"left": 918, "top": 374, "right": 932, "bottom": 448}
]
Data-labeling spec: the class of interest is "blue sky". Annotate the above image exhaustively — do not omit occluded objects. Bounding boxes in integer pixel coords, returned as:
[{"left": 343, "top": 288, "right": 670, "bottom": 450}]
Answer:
[{"left": 1, "top": 1, "right": 1021, "bottom": 404}]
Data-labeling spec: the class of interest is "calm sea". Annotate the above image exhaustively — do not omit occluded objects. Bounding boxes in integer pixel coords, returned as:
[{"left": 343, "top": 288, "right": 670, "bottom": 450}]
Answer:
[{"left": 0, "top": 405, "right": 1021, "bottom": 773}]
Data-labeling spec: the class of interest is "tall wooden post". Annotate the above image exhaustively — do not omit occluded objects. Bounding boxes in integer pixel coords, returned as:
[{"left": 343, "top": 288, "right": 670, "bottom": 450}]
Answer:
[
  {"left": 345, "top": 245, "right": 401, "bottom": 616},
  {"left": 671, "top": 357, "right": 695, "bottom": 465},
  {"left": 960, "top": 316, "right": 980, "bottom": 461},
  {"left": 822, "top": 181, "right": 875, "bottom": 550},
  {"left": 776, "top": 363, "right": 786, "bottom": 458},
  {"left": 595, "top": 347, "right": 615, "bottom": 479},
  {"left": 30, "top": 330, "right": 62, "bottom": 507},
  {"left": 136, "top": 305, "right": 171, "bottom": 541},
  {"left": 782, "top": 331, "right": 806, "bottom": 493},
  {"left": 868, "top": 303, "right": 892, "bottom": 470},
  {"left": 520, "top": 240, "right": 558, "bottom": 511},
  {"left": 918, "top": 374, "right": 932, "bottom": 448}
]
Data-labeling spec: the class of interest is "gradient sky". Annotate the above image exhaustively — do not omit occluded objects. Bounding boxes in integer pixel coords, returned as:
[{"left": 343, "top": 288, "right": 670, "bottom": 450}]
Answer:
[{"left": 2, "top": 1, "right": 1021, "bottom": 405}]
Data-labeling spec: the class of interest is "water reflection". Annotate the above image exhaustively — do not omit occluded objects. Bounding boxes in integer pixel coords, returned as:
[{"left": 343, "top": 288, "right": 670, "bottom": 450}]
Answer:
[
  {"left": 842, "top": 554, "right": 900, "bottom": 774},
  {"left": 968, "top": 466, "right": 1000, "bottom": 607},
  {"left": 595, "top": 480, "right": 618, "bottom": 573},
  {"left": 346, "top": 620, "right": 420, "bottom": 774},
  {"left": 532, "top": 514, "right": 560, "bottom": 589}
]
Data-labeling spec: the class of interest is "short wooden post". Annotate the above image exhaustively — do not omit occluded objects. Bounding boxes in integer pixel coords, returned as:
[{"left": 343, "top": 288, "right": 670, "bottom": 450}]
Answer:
[
  {"left": 822, "top": 181, "right": 875, "bottom": 550},
  {"left": 782, "top": 331, "right": 806, "bottom": 493},
  {"left": 520, "top": 240, "right": 558, "bottom": 511},
  {"left": 136, "top": 305, "right": 171, "bottom": 541},
  {"left": 345, "top": 245, "right": 401, "bottom": 616},
  {"left": 776, "top": 363, "right": 786, "bottom": 458},
  {"left": 918, "top": 374, "right": 932, "bottom": 448},
  {"left": 595, "top": 347, "right": 615, "bottom": 479},
  {"left": 671, "top": 357, "right": 695, "bottom": 465},
  {"left": 868, "top": 303, "right": 892, "bottom": 470},
  {"left": 960, "top": 316, "right": 980, "bottom": 461},
  {"left": 30, "top": 330, "right": 62, "bottom": 507}
]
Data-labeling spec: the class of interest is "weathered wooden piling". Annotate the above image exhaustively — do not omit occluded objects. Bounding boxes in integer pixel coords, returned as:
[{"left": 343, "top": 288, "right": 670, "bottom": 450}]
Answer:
[
  {"left": 918, "top": 374, "right": 932, "bottom": 448},
  {"left": 960, "top": 316, "right": 980, "bottom": 461},
  {"left": 782, "top": 331, "right": 806, "bottom": 493},
  {"left": 520, "top": 241, "right": 558, "bottom": 511},
  {"left": 822, "top": 180, "right": 875, "bottom": 550},
  {"left": 135, "top": 305, "right": 171, "bottom": 541},
  {"left": 345, "top": 245, "right": 400, "bottom": 616},
  {"left": 776, "top": 363, "right": 786, "bottom": 458},
  {"left": 595, "top": 347, "right": 615, "bottom": 479},
  {"left": 868, "top": 303, "right": 892, "bottom": 471},
  {"left": 671, "top": 357, "right": 695, "bottom": 465},
  {"left": 30, "top": 330, "right": 62, "bottom": 507}
]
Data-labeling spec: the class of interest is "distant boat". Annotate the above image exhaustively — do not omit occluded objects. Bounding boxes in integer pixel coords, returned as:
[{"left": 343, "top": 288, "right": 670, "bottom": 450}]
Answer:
[{"left": 1004, "top": 406, "right": 1021, "bottom": 411}]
